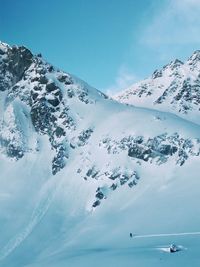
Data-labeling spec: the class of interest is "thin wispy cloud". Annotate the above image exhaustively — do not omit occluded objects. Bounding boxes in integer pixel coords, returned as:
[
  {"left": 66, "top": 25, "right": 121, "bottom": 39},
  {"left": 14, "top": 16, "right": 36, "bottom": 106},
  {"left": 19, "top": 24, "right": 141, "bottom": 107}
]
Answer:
[
  {"left": 105, "top": 65, "right": 138, "bottom": 96},
  {"left": 140, "top": 0, "right": 200, "bottom": 46},
  {"left": 105, "top": 0, "right": 200, "bottom": 95}
]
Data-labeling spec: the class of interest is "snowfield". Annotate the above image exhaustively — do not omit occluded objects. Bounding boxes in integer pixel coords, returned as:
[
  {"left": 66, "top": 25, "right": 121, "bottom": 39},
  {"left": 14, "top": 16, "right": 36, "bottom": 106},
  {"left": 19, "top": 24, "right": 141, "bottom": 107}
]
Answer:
[
  {"left": 1, "top": 150, "right": 200, "bottom": 267},
  {"left": 0, "top": 42, "right": 200, "bottom": 266}
]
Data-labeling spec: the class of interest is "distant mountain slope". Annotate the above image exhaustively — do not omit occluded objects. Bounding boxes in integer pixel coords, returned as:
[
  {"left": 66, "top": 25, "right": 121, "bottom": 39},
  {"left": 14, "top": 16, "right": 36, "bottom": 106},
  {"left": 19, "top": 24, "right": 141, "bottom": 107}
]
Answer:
[
  {"left": 114, "top": 51, "right": 200, "bottom": 125},
  {"left": 0, "top": 42, "right": 200, "bottom": 267}
]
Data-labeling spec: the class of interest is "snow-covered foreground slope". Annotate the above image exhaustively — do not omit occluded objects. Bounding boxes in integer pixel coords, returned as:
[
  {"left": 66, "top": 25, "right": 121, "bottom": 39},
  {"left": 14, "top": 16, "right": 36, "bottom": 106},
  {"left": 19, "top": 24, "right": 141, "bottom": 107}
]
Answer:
[
  {"left": 0, "top": 42, "right": 200, "bottom": 266},
  {"left": 114, "top": 52, "right": 200, "bottom": 125},
  {"left": 1, "top": 151, "right": 200, "bottom": 267}
]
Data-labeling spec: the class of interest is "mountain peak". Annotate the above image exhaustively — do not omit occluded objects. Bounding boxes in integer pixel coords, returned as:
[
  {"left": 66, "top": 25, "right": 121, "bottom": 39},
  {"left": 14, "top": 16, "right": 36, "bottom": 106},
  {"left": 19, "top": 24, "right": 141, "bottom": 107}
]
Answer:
[
  {"left": 169, "top": 58, "right": 183, "bottom": 68},
  {"left": 152, "top": 59, "right": 183, "bottom": 79},
  {"left": 187, "top": 50, "right": 200, "bottom": 64},
  {"left": 0, "top": 41, "right": 10, "bottom": 54},
  {"left": 0, "top": 42, "right": 34, "bottom": 91},
  {"left": 0, "top": 41, "right": 34, "bottom": 61},
  {"left": 115, "top": 49, "right": 200, "bottom": 124},
  {"left": 162, "top": 58, "right": 183, "bottom": 72}
]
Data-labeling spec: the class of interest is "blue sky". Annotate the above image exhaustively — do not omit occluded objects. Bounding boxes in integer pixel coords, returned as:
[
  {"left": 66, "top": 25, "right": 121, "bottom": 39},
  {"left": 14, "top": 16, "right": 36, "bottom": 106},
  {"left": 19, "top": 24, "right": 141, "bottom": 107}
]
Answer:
[{"left": 1, "top": 0, "right": 200, "bottom": 93}]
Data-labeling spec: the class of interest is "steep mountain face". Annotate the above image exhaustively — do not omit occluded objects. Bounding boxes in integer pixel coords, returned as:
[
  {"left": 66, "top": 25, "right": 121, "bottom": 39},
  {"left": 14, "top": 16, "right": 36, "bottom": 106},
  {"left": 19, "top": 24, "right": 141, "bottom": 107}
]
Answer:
[
  {"left": 114, "top": 51, "right": 200, "bottom": 125},
  {"left": 1, "top": 42, "right": 200, "bottom": 267},
  {"left": 1, "top": 41, "right": 200, "bottom": 205}
]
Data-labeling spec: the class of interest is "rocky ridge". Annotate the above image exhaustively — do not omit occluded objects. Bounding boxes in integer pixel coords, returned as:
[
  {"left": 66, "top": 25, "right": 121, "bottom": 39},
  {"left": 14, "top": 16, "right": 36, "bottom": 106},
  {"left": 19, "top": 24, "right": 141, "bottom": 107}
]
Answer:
[{"left": 115, "top": 51, "right": 200, "bottom": 124}]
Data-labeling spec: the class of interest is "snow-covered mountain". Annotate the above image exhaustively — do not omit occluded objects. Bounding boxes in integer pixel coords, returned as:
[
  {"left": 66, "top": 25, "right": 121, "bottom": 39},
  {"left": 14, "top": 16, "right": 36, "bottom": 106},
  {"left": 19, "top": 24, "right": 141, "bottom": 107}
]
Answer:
[
  {"left": 1, "top": 42, "right": 200, "bottom": 267},
  {"left": 114, "top": 51, "right": 200, "bottom": 125}
]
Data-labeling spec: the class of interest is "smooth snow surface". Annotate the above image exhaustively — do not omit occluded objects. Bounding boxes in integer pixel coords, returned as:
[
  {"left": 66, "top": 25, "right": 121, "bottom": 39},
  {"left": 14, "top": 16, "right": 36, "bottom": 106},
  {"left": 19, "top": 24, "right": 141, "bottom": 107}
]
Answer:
[{"left": 1, "top": 136, "right": 200, "bottom": 267}]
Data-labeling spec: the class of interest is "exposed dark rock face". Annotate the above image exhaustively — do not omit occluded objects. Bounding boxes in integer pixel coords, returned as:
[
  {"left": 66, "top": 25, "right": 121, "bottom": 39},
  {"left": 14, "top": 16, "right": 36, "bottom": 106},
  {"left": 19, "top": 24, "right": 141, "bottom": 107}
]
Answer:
[
  {"left": 0, "top": 44, "right": 33, "bottom": 92},
  {"left": 128, "top": 145, "right": 152, "bottom": 161},
  {"left": 31, "top": 99, "right": 52, "bottom": 134},
  {"left": 91, "top": 170, "right": 140, "bottom": 207},
  {"left": 6, "top": 144, "right": 24, "bottom": 159},
  {"left": 57, "top": 74, "right": 72, "bottom": 85},
  {"left": 52, "top": 144, "right": 68, "bottom": 175},
  {"left": 0, "top": 43, "right": 77, "bottom": 173},
  {"left": 7, "top": 46, "right": 33, "bottom": 81},
  {"left": 92, "top": 200, "right": 100, "bottom": 208},
  {"left": 78, "top": 128, "right": 93, "bottom": 146},
  {"left": 0, "top": 43, "right": 100, "bottom": 175},
  {"left": 100, "top": 133, "right": 200, "bottom": 166}
]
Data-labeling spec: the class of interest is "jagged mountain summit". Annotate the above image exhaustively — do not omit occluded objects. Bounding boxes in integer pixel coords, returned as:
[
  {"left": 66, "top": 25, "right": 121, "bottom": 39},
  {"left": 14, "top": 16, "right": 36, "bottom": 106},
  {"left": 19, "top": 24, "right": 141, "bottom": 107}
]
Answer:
[
  {"left": 1, "top": 42, "right": 200, "bottom": 267},
  {"left": 114, "top": 51, "right": 200, "bottom": 125}
]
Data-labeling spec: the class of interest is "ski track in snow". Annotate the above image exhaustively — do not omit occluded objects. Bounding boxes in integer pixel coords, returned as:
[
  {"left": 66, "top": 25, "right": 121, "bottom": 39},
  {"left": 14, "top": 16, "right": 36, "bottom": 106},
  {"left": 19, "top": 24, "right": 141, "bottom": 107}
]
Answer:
[
  {"left": 133, "top": 232, "right": 200, "bottom": 239},
  {"left": 0, "top": 178, "right": 59, "bottom": 261}
]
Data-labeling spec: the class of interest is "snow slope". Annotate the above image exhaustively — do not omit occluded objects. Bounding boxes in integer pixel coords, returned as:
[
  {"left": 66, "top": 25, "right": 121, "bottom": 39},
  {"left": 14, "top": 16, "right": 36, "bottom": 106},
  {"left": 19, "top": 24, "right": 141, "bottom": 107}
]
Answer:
[{"left": 0, "top": 42, "right": 200, "bottom": 267}]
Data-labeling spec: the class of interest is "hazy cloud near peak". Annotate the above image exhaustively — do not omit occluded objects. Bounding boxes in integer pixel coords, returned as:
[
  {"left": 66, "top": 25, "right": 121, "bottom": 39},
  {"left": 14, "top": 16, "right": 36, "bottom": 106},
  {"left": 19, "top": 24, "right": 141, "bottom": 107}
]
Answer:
[
  {"left": 140, "top": 0, "right": 200, "bottom": 46},
  {"left": 105, "top": 65, "right": 138, "bottom": 96},
  {"left": 105, "top": 0, "right": 200, "bottom": 94}
]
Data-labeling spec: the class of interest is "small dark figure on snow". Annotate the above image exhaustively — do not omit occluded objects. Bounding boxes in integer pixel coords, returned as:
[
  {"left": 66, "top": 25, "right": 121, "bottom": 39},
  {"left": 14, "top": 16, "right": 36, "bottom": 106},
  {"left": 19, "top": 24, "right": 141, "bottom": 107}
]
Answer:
[
  {"left": 130, "top": 232, "right": 133, "bottom": 238},
  {"left": 170, "top": 244, "right": 178, "bottom": 253}
]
